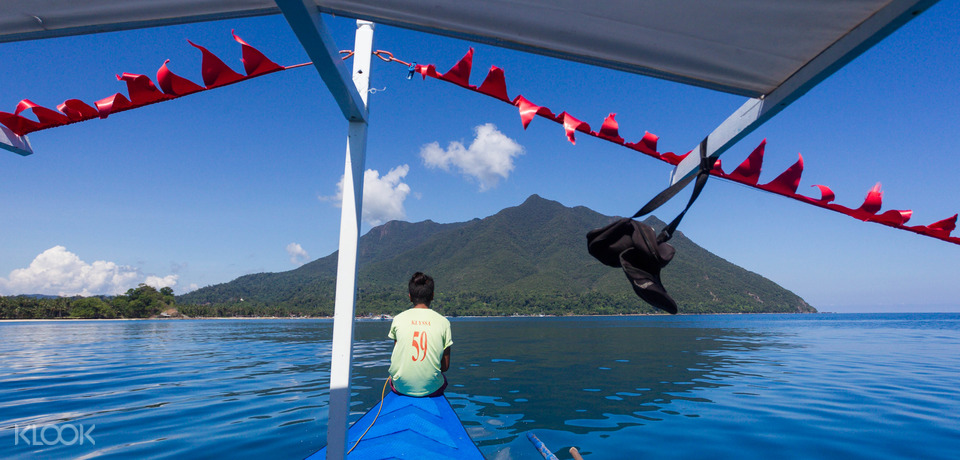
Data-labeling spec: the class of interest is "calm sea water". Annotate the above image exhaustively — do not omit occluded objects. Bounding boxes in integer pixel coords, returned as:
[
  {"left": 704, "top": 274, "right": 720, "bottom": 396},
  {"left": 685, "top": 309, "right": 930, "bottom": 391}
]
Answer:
[{"left": 1, "top": 314, "right": 958, "bottom": 459}]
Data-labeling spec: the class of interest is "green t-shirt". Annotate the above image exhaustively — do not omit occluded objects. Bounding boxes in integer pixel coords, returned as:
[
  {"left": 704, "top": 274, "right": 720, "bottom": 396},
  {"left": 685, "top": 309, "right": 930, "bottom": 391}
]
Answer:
[{"left": 387, "top": 308, "right": 453, "bottom": 396}]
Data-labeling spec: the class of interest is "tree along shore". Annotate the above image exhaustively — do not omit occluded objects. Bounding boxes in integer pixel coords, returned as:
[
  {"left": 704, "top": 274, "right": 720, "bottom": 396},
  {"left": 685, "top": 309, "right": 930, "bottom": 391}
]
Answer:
[
  {"left": 1, "top": 285, "right": 815, "bottom": 319},
  {"left": 1, "top": 285, "right": 180, "bottom": 319}
]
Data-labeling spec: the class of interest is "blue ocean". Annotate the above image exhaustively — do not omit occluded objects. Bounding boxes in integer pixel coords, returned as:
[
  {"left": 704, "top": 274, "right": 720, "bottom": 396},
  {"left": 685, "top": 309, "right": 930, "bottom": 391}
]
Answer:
[{"left": 1, "top": 314, "right": 958, "bottom": 459}]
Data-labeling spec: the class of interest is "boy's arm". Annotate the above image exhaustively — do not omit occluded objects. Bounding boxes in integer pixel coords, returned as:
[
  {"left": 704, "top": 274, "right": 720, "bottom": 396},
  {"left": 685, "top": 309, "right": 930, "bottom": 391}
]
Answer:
[{"left": 441, "top": 347, "right": 451, "bottom": 372}]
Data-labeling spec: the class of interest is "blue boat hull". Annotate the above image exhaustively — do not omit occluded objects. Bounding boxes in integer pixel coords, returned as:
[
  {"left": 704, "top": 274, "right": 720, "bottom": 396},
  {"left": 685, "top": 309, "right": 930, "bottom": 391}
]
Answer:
[{"left": 307, "top": 392, "right": 484, "bottom": 459}]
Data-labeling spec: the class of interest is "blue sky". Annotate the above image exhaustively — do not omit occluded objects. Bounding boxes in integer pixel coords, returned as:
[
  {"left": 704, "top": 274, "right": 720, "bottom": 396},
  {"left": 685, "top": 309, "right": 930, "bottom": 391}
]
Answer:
[{"left": 1, "top": 2, "right": 958, "bottom": 312}]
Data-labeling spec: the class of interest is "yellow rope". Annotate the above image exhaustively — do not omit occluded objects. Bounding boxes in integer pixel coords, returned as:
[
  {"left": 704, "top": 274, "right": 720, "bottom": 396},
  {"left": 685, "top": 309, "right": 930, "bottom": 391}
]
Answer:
[{"left": 345, "top": 378, "right": 390, "bottom": 455}]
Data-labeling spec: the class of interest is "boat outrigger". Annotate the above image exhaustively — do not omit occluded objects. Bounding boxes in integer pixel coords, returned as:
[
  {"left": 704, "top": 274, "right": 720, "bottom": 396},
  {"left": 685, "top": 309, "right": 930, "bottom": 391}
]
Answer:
[{"left": 1, "top": 1, "right": 949, "bottom": 458}]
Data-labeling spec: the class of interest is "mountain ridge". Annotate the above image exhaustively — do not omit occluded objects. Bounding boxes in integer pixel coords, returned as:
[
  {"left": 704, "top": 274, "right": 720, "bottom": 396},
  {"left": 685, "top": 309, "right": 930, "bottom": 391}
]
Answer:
[{"left": 179, "top": 195, "right": 815, "bottom": 315}]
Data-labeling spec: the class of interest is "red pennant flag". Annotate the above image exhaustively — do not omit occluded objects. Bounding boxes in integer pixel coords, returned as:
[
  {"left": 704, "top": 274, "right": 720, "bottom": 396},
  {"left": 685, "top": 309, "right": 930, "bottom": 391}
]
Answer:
[
  {"left": 188, "top": 40, "right": 245, "bottom": 88},
  {"left": 57, "top": 99, "right": 99, "bottom": 121},
  {"left": 726, "top": 140, "right": 765, "bottom": 185},
  {"left": 857, "top": 183, "right": 884, "bottom": 215},
  {"left": 157, "top": 60, "right": 204, "bottom": 96},
  {"left": 440, "top": 48, "right": 474, "bottom": 88},
  {"left": 761, "top": 154, "right": 804, "bottom": 195},
  {"left": 559, "top": 112, "right": 591, "bottom": 144},
  {"left": 118, "top": 73, "right": 171, "bottom": 105},
  {"left": 416, "top": 64, "right": 440, "bottom": 79},
  {"left": 920, "top": 214, "right": 958, "bottom": 237},
  {"left": 598, "top": 113, "right": 625, "bottom": 144},
  {"left": 868, "top": 209, "right": 913, "bottom": 226},
  {"left": 811, "top": 184, "right": 835, "bottom": 203},
  {"left": 0, "top": 112, "right": 41, "bottom": 135},
  {"left": 477, "top": 66, "right": 509, "bottom": 102},
  {"left": 94, "top": 93, "right": 132, "bottom": 118},
  {"left": 659, "top": 151, "right": 689, "bottom": 165},
  {"left": 15, "top": 100, "right": 70, "bottom": 125},
  {"left": 711, "top": 158, "right": 725, "bottom": 175},
  {"left": 232, "top": 31, "right": 284, "bottom": 76},
  {"left": 514, "top": 95, "right": 557, "bottom": 129},
  {"left": 625, "top": 132, "right": 659, "bottom": 157}
]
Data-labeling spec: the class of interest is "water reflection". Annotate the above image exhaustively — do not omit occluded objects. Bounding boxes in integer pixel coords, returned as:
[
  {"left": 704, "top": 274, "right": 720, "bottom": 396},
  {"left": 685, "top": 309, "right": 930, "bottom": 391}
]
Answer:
[
  {"left": 2, "top": 316, "right": 956, "bottom": 460},
  {"left": 441, "top": 317, "right": 795, "bottom": 451},
  {"left": 0, "top": 320, "right": 340, "bottom": 459}
]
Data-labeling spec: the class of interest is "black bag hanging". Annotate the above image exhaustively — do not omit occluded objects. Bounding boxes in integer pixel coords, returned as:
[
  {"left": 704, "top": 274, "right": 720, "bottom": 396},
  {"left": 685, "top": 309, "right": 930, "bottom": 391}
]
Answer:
[{"left": 586, "top": 140, "right": 714, "bottom": 314}]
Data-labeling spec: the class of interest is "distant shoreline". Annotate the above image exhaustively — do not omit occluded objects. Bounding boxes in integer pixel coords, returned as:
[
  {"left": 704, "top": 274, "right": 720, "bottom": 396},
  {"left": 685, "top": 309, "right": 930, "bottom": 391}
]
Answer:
[
  {"left": 0, "top": 311, "right": 832, "bottom": 322},
  {"left": 0, "top": 316, "right": 331, "bottom": 322}
]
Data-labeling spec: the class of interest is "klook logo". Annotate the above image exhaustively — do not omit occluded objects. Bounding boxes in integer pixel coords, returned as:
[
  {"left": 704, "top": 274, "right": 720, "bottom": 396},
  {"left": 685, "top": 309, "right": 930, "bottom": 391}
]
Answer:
[{"left": 14, "top": 423, "right": 95, "bottom": 446}]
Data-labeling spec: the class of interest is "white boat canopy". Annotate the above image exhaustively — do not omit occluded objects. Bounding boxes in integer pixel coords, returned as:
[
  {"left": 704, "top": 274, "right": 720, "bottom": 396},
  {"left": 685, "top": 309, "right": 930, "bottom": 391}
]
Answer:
[
  {"left": 0, "top": 0, "right": 940, "bottom": 178},
  {"left": 0, "top": 1, "right": 940, "bottom": 458},
  {"left": 0, "top": 0, "right": 937, "bottom": 97}
]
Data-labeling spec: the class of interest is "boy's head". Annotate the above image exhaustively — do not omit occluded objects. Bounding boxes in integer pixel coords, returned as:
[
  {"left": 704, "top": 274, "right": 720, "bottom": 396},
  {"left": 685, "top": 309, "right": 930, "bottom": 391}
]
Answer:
[{"left": 408, "top": 272, "right": 435, "bottom": 306}]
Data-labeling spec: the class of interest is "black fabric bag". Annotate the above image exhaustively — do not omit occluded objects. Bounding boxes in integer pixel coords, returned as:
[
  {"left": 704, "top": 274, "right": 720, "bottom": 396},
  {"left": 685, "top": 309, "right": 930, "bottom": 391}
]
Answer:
[
  {"left": 587, "top": 218, "right": 678, "bottom": 314},
  {"left": 586, "top": 141, "right": 713, "bottom": 314}
]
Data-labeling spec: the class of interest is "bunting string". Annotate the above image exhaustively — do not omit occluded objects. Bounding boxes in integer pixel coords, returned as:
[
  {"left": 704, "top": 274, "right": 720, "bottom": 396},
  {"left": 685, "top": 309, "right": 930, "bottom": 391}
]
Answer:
[
  {"left": 1, "top": 36, "right": 956, "bottom": 245},
  {"left": 0, "top": 30, "right": 287, "bottom": 132},
  {"left": 411, "top": 48, "right": 959, "bottom": 246}
]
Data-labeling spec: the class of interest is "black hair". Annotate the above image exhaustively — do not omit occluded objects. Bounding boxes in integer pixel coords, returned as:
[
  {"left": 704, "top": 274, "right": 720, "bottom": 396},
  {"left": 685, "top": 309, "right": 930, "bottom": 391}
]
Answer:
[{"left": 408, "top": 272, "right": 435, "bottom": 306}]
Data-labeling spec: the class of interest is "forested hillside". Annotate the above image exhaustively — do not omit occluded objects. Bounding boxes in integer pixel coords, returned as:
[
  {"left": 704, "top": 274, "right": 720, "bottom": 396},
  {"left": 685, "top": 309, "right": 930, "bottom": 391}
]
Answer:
[{"left": 178, "top": 195, "right": 815, "bottom": 316}]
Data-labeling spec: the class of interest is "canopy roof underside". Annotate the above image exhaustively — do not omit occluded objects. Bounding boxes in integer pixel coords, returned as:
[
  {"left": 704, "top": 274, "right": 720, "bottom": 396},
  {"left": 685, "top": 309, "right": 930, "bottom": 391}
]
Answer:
[{"left": 0, "top": 0, "right": 938, "bottom": 97}]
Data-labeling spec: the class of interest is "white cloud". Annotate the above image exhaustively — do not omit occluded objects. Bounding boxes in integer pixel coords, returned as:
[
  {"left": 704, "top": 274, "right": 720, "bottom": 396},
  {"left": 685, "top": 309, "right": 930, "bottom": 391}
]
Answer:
[
  {"left": 420, "top": 123, "right": 524, "bottom": 191},
  {"left": 321, "top": 164, "right": 412, "bottom": 226},
  {"left": 286, "top": 242, "right": 309, "bottom": 266},
  {"left": 0, "top": 246, "right": 177, "bottom": 296},
  {"left": 144, "top": 275, "right": 179, "bottom": 290}
]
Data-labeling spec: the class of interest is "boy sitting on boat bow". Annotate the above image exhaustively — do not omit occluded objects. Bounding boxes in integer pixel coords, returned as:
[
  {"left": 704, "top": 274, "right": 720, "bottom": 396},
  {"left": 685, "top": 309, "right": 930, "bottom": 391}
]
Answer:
[{"left": 387, "top": 272, "right": 453, "bottom": 397}]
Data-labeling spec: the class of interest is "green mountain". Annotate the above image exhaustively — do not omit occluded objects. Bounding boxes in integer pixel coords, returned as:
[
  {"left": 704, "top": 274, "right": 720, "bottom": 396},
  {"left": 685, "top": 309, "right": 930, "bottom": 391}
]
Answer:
[{"left": 179, "top": 195, "right": 815, "bottom": 316}]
